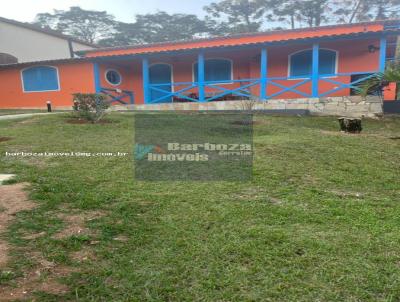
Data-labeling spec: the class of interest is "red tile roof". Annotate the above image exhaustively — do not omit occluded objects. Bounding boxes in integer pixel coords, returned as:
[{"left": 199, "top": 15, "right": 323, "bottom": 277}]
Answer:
[{"left": 79, "top": 20, "right": 399, "bottom": 58}]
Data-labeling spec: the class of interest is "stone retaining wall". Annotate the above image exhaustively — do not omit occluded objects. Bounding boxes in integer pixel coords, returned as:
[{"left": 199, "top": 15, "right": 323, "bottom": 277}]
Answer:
[{"left": 114, "top": 96, "right": 383, "bottom": 117}]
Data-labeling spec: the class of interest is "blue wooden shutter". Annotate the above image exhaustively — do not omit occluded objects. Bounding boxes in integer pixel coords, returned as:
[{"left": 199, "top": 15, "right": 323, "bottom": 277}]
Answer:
[{"left": 22, "top": 66, "right": 59, "bottom": 92}]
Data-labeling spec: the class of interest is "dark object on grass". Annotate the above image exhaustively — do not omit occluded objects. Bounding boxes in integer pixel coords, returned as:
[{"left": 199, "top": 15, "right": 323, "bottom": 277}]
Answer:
[
  {"left": 0, "top": 137, "right": 12, "bottom": 143},
  {"left": 46, "top": 101, "right": 52, "bottom": 112},
  {"left": 338, "top": 117, "right": 363, "bottom": 133}
]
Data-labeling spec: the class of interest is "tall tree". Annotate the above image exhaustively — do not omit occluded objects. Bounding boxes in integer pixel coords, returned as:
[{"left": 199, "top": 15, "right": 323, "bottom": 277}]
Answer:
[
  {"left": 34, "top": 6, "right": 117, "bottom": 44},
  {"left": 204, "top": 0, "right": 265, "bottom": 34},
  {"left": 333, "top": 0, "right": 400, "bottom": 23},
  {"left": 262, "top": 0, "right": 302, "bottom": 29},
  {"left": 100, "top": 12, "right": 209, "bottom": 46},
  {"left": 261, "top": 0, "right": 331, "bottom": 29}
]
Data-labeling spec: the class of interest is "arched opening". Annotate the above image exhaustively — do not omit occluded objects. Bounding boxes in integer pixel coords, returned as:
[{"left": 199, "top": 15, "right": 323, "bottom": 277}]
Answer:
[
  {"left": 0, "top": 53, "right": 18, "bottom": 65},
  {"left": 289, "top": 49, "right": 337, "bottom": 78}
]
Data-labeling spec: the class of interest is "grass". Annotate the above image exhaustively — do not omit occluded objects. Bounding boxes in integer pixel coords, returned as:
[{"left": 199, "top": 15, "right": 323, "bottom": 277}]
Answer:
[
  {"left": 0, "top": 113, "right": 400, "bottom": 301},
  {"left": 0, "top": 109, "right": 47, "bottom": 116}
]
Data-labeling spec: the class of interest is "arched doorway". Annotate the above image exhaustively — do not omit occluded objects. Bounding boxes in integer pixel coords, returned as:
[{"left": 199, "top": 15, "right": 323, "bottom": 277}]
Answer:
[{"left": 149, "top": 64, "right": 172, "bottom": 103}]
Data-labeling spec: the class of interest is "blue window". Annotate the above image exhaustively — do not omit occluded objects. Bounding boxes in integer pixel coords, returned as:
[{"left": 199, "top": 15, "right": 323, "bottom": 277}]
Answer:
[
  {"left": 194, "top": 59, "right": 232, "bottom": 82},
  {"left": 289, "top": 49, "right": 337, "bottom": 78},
  {"left": 22, "top": 66, "right": 59, "bottom": 92}
]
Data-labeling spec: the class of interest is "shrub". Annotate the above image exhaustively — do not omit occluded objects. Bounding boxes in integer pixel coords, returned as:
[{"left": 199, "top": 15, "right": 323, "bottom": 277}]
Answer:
[{"left": 72, "top": 93, "right": 110, "bottom": 123}]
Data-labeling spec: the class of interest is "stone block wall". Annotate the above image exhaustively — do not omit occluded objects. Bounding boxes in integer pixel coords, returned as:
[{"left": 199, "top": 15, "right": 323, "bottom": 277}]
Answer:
[{"left": 114, "top": 96, "right": 383, "bottom": 117}]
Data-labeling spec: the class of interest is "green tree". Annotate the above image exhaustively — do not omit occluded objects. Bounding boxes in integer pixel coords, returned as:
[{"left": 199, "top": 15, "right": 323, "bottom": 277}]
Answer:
[
  {"left": 101, "top": 12, "right": 209, "bottom": 46},
  {"left": 204, "top": 0, "right": 265, "bottom": 34},
  {"left": 260, "top": 0, "right": 331, "bottom": 29},
  {"left": 333, "top": 0, "right": 400, "bottom": 23},
  {"left": 34, "top": 6, "right": 117, "bottom": 44}
]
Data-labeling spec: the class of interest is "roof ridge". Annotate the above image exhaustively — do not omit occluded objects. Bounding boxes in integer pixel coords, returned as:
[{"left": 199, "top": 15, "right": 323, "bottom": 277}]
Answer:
[{"left": 77, "top": 19, "right": 399, "bottom": 54}]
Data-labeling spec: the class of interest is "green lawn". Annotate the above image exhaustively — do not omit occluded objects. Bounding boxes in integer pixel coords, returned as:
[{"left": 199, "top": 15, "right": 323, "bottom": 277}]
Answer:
[
  {"left": 0, "top": 109, "right": 48, "bottom": 116},
  {"left": 0, "top": 113, "right": 400, "bottom": 301}
]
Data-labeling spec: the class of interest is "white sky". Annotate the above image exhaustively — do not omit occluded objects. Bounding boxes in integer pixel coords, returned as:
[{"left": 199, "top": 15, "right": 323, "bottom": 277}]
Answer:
[{"left": 1, "top": 0, "right": 215, "bottom": 23}]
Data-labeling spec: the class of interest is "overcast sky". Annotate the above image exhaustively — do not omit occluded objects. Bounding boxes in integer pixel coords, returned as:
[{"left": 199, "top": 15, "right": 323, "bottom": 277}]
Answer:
[{"left": 1, "top": 0, "right": 215, "bottom": 23}]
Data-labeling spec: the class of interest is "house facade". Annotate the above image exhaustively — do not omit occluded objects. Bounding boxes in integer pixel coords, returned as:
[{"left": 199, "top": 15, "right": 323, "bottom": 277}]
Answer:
[
  {"left": 0, "top": 20, "right": 398, "bottom": 112},
  {"left": 0, "top": 16, "right": 96, "bottom": 64}
]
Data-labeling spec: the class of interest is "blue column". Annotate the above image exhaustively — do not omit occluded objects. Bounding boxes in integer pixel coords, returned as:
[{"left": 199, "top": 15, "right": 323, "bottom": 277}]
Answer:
[
  {"left": 312, "top": 43, "right": 320, "bottom": 98},
  {"left": 198, "top": 52, "right": 205, "bottom": 102},
  {"left": 93, "top": 62, "right": 101, "bottom": 94},
  {"left": 379, "top": 37, "right": 387, "bottom": 72},
  {"left": 260, "top": 48, "right": 268, "bottom": 100},
  {"left": 142, "top": 58, "right": 150, "bottom": 104}
]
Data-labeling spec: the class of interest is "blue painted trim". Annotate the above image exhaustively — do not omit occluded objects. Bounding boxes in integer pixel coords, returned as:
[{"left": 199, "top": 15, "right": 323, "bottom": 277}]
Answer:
[
  {"left": 260, "top": 48, "right": 268, "bottom": 100},
  {"left": 312, "top": 43, "right": 319, "bottom": 97},
  {"left": 149, "top": 84, "right": 197, "bottom": 103},
  {"left": 319, "top": 73, "right": 376, "bottom": 97},
  {"left": 142, "top": 58, "right": 150, "bottom": 104},
  {"left": 267, "top": 79, "right": 312, "bottom": 99},
  {"left": 205, "top": 81, "right": 260, "bottom": 102},
  {"left": 93, "top": 62, "right": 101, "bottom": 94},
  {"left": 379, "top": 37, "right": 387, "bottom": 72},
  {"left": 198, "top": 52, "right": 205, "bottom": 102}
]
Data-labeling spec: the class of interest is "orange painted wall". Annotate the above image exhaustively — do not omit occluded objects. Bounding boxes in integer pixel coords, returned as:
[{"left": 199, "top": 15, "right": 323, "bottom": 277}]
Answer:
[
  {"left": 0, "top": 62, "right": 95, "bottom": 109},
  {"left": 0, "top": 37, "right": 384, "bottom": 108}
]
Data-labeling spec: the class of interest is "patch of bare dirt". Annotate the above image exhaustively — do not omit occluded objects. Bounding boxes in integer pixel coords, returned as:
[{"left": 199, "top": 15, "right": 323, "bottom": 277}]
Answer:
[
  {"left": 21, "top": 231, "right": 46, "bottom": 240},
  {"left": 0, "top": 137, "right": 12, "bottom": 143},
  {"left": 71, "top": 247, "right": 96, "bottom": 263},
  {"left": 0, "top": 262, "right": 77, "bottom": 301},
  {"left": 0, "top": 188, "right": 107, "bottom": 301},
  {"left": 0, "top": 183, "right": 36, "bottom": 268},
  {"left": 52, "top": 209, "right": 105, "bottom": 240}
]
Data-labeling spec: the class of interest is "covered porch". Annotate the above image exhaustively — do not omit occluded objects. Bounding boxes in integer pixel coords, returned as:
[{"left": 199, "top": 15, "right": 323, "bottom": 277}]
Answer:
[{"left": 91, "top": 33, "right": 396, "bottom": 106}]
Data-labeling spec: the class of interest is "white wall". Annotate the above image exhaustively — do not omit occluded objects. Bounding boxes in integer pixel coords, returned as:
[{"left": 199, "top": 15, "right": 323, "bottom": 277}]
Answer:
[{"left": 0, "top": 20, "right": 94, "bottom": 63}]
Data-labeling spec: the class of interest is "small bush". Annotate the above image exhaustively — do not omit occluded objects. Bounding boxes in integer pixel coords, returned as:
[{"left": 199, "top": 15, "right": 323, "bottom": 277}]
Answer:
[{"left": 72, "top": 93, "right": 110, "bottom": 123}]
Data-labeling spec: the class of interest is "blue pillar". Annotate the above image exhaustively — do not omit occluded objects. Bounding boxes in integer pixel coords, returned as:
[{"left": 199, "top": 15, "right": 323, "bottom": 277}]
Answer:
[
  {"left": 260, "top": 48, "right": 268, "bottom": 101},
  {"left": 93, "top": 62, "right": 101, "bottom": 94},
  {"left": 142, "top": 58, "right": 150, "bottom": 104},
  {"left": 198, "top": 52, "right": 205, "bottom": 102},
  {"left": 312, "top": 43, "right": 320, "bottom": 98},
  {"left": 379, "top": 37, "right": 387, "bottom": 72}
]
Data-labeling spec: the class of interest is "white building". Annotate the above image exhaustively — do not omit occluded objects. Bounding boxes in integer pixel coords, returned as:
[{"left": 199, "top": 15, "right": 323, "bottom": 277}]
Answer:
[{"left": 0, "top": 16, "right": 96, "bottom": 64}]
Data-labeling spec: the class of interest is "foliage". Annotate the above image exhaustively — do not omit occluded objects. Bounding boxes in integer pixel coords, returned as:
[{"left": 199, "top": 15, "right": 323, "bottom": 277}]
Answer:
[
  {"left": 72, "top": 93, "right": 110, "bottom": 123},
  {"left": 359, "top": 62, "right": 400, "bottom": 98},
  {"left": 32, "top": 1, "right": 400, "bottom": 46},
  {"left": 100, "top": 12, "right": 209, "bottom": 46},
  {"left": 204, "top": 0, "right": 264, "bottom": 34},
  {"left": 332, "top": 0, "right": 400, "bottom": 23},
  {"left": 34, "top": 6, "right": 117, "bottom": 44}
]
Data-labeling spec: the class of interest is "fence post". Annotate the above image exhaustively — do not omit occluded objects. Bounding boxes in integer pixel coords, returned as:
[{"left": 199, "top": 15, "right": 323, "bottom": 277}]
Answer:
[
  {"left": 260, "top": 48, "right": 268, "bottom": 101},
  {"left": 379, "top": 37, "right": 387, "bottom": 72},
  {"left": 142, "top": 58, "right": 150, "bottom": 104},
  {"left": 198, "top": 52, "right": 205, "bottom": 102}
]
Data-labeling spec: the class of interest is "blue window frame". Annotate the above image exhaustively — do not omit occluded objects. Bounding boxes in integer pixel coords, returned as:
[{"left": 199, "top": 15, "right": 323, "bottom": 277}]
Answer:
[
  {"left": 194, "top": 59, "right": 232, "bottom": 82},
  {"left": 105, "top": 69, "right": 122, "bottom": 86},
  {"left": 22, "top": 66, "right": 59, "bottom": 92},
  {"left": 289, "top": 49, "right": 337, "bottom": 78}
]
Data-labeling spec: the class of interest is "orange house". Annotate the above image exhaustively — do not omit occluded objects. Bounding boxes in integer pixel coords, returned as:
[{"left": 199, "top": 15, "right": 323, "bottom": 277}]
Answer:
[{"left": 0, "top": 20, "right": 399, "bottom": 109}]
